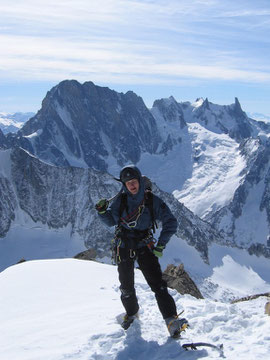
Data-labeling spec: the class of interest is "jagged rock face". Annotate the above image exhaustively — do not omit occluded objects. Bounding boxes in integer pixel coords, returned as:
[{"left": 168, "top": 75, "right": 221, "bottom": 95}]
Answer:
[
  {"left": 151, "top": 96, "right": 188, "bottom": 155},
  {"left": 0, "top": 147, "right": 223, "bottom": 264},
  {"left": 152, "top": 183, "right": 224, "bottom": 263},
  {"left": 172, "top": 97, "right": 253, "bottom": 141},
  {"left": 7, "top": 147, "right": 119, "bottom": 253},
  {"left": 152, "top": 96, "right": 186, "bottom": 129},
  {"left": 0, "top": 176, "right": 16, "bottom": 237},
  {"left": 16, "top": 80, "right": 161, "bottom": 170},
  {"left": 227, "top": 98, "right": 253, "bottom": 140},
  {"left": 0, "top": 129, "right": 7, "bottom": 149},
  {"left": 207, "top": 138, "right": 270, "bottom": 256}
]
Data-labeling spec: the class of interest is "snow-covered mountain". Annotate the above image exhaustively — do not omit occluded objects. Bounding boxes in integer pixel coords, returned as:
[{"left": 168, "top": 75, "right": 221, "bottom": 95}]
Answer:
[
  {"left": 149, "top": 97, "right": 270, "bottom": 255},
  {"left": 0, "top": 112, "right": 34, "bottom": 134},
  {"left": 5, "top": 82, "right": 266, "bottom": 217},
  {"left": 2, "top": 79, "right": 270, "bottom": 265},
  {"left": 1, "top": 258, "right": 270, "bottom": 360}
]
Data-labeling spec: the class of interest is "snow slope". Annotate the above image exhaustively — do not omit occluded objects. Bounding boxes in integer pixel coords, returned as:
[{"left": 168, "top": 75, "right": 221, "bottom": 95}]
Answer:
[
  {"left": 1, "top": 258, "right": 270, "bottom": 360},
  {"left": 172, "top": 123, "right": 246, "bottom": 218}
]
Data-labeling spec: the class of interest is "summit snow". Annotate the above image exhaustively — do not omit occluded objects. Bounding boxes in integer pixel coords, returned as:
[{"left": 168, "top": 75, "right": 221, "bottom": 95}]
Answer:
[{"left": 1, "top": 258, "right": 270, "bottom": 360}]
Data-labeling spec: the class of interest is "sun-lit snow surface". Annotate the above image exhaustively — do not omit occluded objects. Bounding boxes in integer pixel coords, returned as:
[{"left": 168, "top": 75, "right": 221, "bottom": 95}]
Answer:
[
  {"left": 172, "top": 123, "right": 246, "bottom": 218},
  {"left": 1, "top": 258, "right": 270, "bottom": 360},
  {"left": 138, "top": 99, "right": 247, "bottom": 219}
]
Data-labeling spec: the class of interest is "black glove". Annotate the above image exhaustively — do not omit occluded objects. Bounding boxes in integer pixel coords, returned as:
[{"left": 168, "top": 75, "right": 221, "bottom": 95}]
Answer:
[{"left": 95, "top": 199, "right": 109, "bottom": 214}]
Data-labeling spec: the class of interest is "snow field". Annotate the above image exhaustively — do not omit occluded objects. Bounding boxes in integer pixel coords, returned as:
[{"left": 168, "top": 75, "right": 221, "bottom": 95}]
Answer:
[{"left": 1, "top": 259, "right": 269, "bottom": 360}]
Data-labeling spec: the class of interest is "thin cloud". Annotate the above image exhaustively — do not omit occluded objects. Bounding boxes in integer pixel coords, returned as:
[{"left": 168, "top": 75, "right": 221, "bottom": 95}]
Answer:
[{"left": 0, "top": 0, "right": 270, "bottom": 86}]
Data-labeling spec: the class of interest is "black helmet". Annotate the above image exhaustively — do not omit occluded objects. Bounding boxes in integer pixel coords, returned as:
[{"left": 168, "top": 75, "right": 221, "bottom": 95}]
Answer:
[{"left": 120, "top": 166, "right": 140, "bottom": 184}]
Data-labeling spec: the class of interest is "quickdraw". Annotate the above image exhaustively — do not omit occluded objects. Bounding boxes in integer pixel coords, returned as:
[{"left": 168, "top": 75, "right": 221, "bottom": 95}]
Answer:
[{"left": 120, "top": 204, "right": 145, "bottom": 229}]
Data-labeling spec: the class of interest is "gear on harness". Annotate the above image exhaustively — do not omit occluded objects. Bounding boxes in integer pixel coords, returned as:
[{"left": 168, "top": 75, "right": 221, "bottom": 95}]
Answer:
[
  {"left": 141, "top": 232, "right": 157, "bottom": 250},
  {"left": 110, "top": 175, "right": 158, "bottom": 265},
  {"left": 120, "top": 201, "right": 145, "bottom": 229},
  {"left": 111, "top": 235, "right": 122, "bottom": 265},
  {"left": 111, "top": 227, "right": 156, "bottom": 265}
]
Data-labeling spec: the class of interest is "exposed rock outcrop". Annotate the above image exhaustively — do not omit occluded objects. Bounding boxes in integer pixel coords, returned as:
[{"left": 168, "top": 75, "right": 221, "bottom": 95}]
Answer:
[{"left": 163, "top": 263, "right": 204, "bottom": 299}]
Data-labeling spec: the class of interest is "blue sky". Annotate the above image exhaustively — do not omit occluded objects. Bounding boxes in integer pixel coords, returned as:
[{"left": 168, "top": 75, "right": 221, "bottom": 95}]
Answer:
[{"left": 0, "top": 0, "right": 270, "bottom": 115}]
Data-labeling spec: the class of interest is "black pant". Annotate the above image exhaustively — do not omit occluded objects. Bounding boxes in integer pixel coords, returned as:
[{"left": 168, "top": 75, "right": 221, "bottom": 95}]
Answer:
[{"left": 117, "top": 246, "right": 177, "bottom": 319}]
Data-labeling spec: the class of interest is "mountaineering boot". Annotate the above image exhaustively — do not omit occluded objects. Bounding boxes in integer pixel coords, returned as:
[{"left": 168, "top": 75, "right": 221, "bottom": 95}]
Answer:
[
  {"left": 165, "top": 316, "right": 189, "bottom": 338},
  {"left": 121, "top": 313, "right": 139, "bottom": 330}
]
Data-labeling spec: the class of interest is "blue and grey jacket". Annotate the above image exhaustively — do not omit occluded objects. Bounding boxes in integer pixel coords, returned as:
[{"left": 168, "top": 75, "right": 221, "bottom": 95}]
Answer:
[{"left": 98, "top": 165, "right": 177, "bottom": 248}]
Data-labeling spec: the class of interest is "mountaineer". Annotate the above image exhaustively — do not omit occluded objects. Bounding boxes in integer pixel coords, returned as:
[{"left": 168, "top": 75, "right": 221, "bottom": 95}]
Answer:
[{"left": 95, "top": 165, "right": 188, "bottom": 337}]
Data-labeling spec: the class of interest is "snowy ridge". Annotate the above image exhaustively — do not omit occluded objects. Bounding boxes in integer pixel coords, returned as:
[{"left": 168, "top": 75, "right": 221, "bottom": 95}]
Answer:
[{"left": 1, "top": 259, "right": 269, "bottom": 360}]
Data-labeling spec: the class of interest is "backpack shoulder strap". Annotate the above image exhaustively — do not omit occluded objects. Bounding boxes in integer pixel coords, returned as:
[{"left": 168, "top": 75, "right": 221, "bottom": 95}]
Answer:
[
  {"left": 144, "top": 191, "right": 158, "bottom": 233},
  {"left": 118, "top": 193, "right": 128, "bottom": 225}
]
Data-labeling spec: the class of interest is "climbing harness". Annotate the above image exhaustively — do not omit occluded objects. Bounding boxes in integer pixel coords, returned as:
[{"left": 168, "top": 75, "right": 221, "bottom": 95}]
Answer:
[{"left": 111, "top": 227, "right": 156, "bottom": 265}]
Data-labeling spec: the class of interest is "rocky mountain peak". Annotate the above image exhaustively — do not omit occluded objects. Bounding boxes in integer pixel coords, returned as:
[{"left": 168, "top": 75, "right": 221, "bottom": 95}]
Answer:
[
  {"left": 15, "top": 80, "right": 161, "bottom": 170},
  {"left": 151, "top": 96, "right": 186, "bottom": 129},
  {"left": 234, "top": 97, "right": 243, "bottom": 115},
  {"left": 203, "top": 97, "right": 210, "bottom": 110}
]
